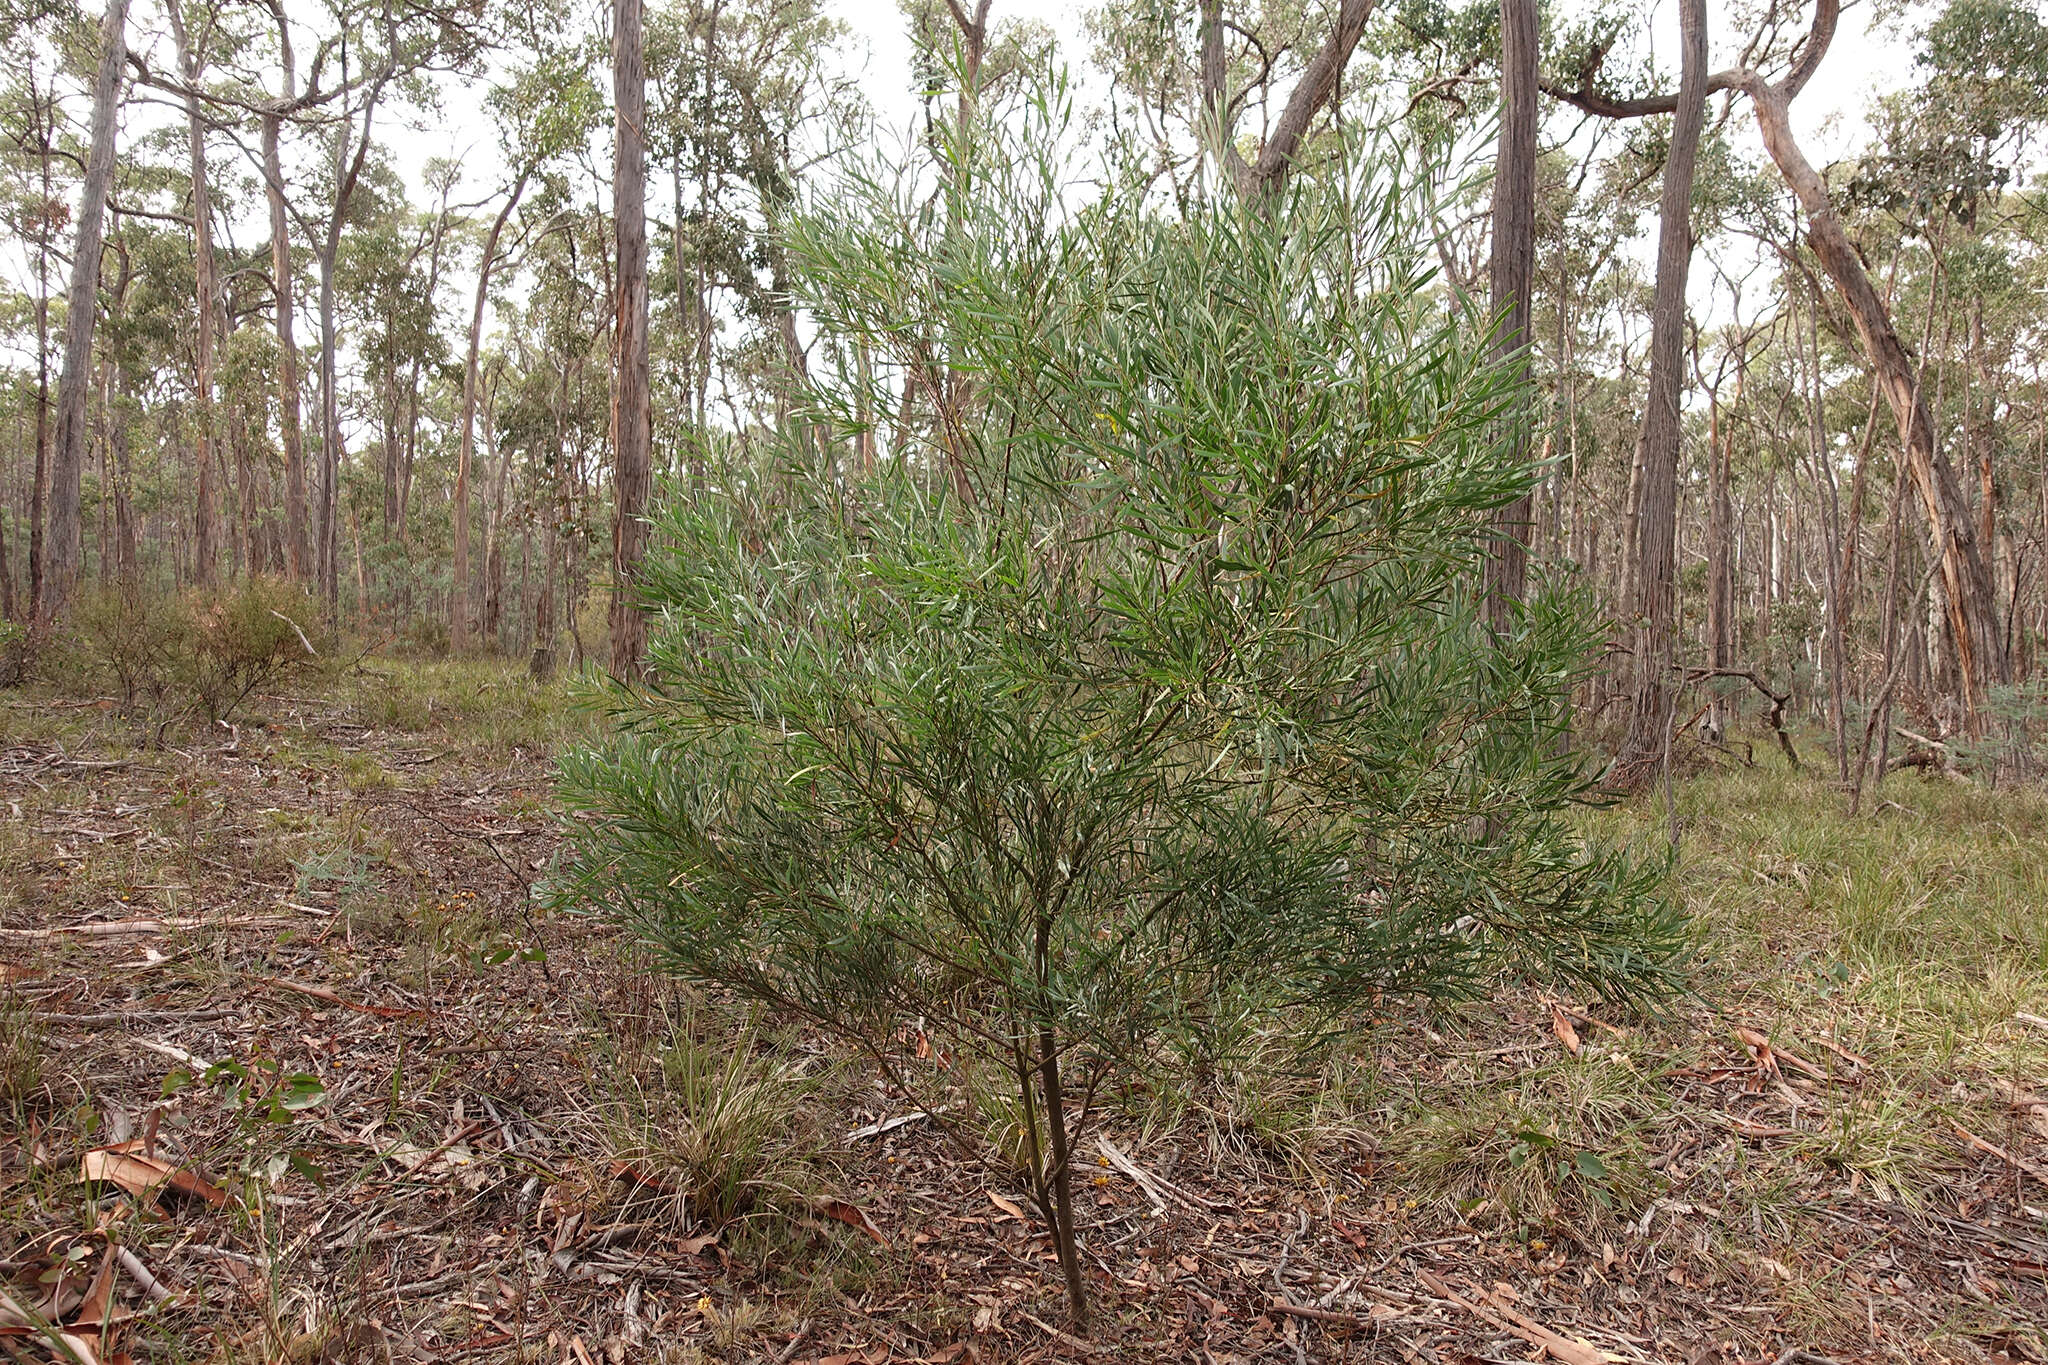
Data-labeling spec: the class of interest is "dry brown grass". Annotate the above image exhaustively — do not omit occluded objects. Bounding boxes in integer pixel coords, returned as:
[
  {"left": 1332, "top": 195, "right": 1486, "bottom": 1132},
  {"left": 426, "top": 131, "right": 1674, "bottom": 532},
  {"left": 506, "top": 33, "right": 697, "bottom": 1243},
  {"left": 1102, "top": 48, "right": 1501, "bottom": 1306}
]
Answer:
[{"left": 1, "top": 672, "right": 2043, "bottom": 1363}]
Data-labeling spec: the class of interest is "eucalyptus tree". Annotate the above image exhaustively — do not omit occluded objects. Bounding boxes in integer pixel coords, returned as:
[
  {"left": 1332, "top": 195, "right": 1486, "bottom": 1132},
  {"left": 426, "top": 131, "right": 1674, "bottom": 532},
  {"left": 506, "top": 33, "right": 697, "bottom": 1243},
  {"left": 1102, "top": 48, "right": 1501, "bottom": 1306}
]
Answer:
[
  {"left": 0, "top": 38, "right": 68, "bottom": 616},
  {"left": 510, "top": 198, "right": 613, "bottom": 673},
  {"left": 1848, "top": 0, "right": 2048, "bottom": 695},
  {"left": 333, "top": 159, "right": 442, "bottom": 609},
  {"left": 1608, "top": 0, "right": 1707, "bottom": 789},
  {"left": 1483, "top": 0, "right": 1538, "bottom": 628},
  {"left": 452, "top": 32, "right": 599, "bottom": 652},
  {"left": 611, "top": 0, "right": 651, "bottom": 677},
  {"left": 43, "top": 0, "right": 129, "bottom": 620},
  {"left": 166, "top": 0, "right": 236, "bottom": 587}
]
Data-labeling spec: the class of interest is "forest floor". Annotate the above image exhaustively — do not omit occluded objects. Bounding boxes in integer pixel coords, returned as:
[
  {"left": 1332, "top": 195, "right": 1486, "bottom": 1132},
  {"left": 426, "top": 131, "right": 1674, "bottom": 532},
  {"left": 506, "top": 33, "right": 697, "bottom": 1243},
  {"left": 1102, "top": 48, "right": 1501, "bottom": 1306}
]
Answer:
[{"left": 3, "top": 657, "right": 2047, "bottom": 1365}]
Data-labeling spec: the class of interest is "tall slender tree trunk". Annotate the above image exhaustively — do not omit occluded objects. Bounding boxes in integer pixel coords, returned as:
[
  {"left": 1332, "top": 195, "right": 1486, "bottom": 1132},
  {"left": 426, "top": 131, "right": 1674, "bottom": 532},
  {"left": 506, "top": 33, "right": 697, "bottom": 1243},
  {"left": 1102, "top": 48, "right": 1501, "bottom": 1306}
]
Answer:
[
  {"left": 483, "top": 368, "right": 510, "bottom": 650},
  {"left": 0, "top": 420, "right": 12, "bottom": 618},
  {"left": 1704, "top": 353, "right": 1743, "bottom": 740},
  {"left": 1483, "top": 0, "right": 1538, "bottom": 630},
  {"left": 1613, "top": 0, "right": 1707, "bottom": 787},
  {"left": 170, "top": 0, "right": 219, "bottom": 587},
  {"left": 610, "top": 0, "right": 652, "bottom": 679},
  {"left": 42, "top": 0, "right": 129, "bottom": 620},
  {"left": 1804, "top": 296, "right": 1851, "bottom": 781},
  {"left": 264, "top": 106, "right": 309, "bottom": 581},
  {"left": 262, "top": 2, "right": 309, "bottom": 582},
  {"left": 381, "top": 368, "right": 400, "bottom": 537},
  {"left": 455, "top": 172, "right": 529, "bottom": 652},
  {"left": 28, "top": 69, "right": 54, "bottom": 615},
  {"left": 312, "top": 60, "right": 387, "bottom": 616},
  {"left": 316, "top": 238, "right": 340, "bottom": 607},
  {"left": 231, "top": 324, "right": 256, "bottom": 582},
  {"left": 401, "top": 189, "right": 452, "bottom": 549},
  {"left": 110, "top": 366, "right": 136, "bottom": 584}
]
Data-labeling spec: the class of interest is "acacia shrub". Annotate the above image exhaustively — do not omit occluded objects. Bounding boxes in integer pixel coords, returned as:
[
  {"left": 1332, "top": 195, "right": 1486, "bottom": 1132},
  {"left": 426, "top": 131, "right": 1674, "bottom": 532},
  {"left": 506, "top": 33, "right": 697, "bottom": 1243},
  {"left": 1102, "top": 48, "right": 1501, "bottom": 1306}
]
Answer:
[
  {"left": 559, "top": 103, "right": 1681, "bottom": 1328},
  {"left": 60, "top": 577, "right": 327, "bottom": 724}
]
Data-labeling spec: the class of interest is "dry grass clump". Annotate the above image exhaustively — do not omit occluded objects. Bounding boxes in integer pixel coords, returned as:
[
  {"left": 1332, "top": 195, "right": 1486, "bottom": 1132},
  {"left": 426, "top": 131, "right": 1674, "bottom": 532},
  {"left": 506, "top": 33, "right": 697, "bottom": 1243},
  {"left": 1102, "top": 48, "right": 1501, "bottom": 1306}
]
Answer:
[
  {"left": 1383, "top": 1050, "right": 1669, "bottom": 1228},
  {"left": 0, "top": 993, "right": 44, "bottom": 1109},
  {"left": 603, "top": 1009, "right": 820, "bottom": 1228}
]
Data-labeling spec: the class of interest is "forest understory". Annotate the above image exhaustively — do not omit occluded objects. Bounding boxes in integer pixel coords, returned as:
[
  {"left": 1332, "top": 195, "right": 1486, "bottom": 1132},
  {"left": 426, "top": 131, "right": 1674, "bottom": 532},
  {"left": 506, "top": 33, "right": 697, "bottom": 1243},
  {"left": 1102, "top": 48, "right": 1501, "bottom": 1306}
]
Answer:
[{"left": 1, "top": 661, "right": 2044, "bottom": 1365}]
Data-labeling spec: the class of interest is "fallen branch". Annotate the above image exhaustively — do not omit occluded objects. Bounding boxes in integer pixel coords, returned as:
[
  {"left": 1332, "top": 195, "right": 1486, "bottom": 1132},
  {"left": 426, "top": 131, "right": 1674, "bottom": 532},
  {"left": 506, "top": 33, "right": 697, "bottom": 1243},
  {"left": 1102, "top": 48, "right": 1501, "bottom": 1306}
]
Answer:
[
  {"left": 1096, "top": 1135, "right": 1216, "bottom": 1214},
  {"left": 31, "top": 1008, "right": 239, "bottom": 1026},
  {"left": 251, "top": 975, "right": 435, "bottom": 1020},
  {"left": 114, "top": 1246, "right": 176, "bottom": 1305},
  {"left": 1890, "top": 727, "right": 1965, "bottom": 780},
  {"left": 1953, "top": 1120, "right": 2048, "bottom": 1187},
  {"left": 1415, "top": 1268, "right": 1616, "bottom": 1365},
  {"left": 0, "top": 915, "right": 293, "bottom": 942},
  {"left": 1019, "top": 1311, "right": 1107, "bottom": 1355},
  {"left": 1677, "top": 664, "right": 1798, "bottom": 769},
  {"left": 269, "top": 610, "right": 317, "bottom": 657},
  {"left": 1267, "top": 1299, "right": 1406, "bottom": 1329}
]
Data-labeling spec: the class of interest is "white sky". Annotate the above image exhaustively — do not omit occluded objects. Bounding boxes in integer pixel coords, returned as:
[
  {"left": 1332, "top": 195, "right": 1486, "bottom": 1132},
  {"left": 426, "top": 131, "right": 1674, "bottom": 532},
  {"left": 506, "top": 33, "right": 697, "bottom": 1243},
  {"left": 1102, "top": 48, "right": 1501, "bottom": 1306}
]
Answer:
[
  {"left": 369, "top": 0, "right": 1924, "bottom": 209},
  {"left": 0, "top": 0, "right": 1941, "bottom": 380},
  {"left": 814, "top": 0, "right": 1919, "bottom": 170}
]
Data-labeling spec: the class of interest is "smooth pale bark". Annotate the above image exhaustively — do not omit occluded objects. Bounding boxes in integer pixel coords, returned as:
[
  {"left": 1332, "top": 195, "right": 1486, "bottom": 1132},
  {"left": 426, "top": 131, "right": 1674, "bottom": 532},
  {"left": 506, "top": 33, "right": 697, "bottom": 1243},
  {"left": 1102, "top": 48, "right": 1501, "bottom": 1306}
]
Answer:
[
  {"left": 610, "top": 0, "right": 652, "bottom": 678},
  {"left": 1612, "top": 0, "right": 1707, "bottom": 788},
  {"left": 1483, "top": 0, "right": 1539, "bottom": 630},
  {"left": 1804, "top": 299, "right": 1851, "bottom": 781},
  {"left": 26, "top": 68, "right": 54, "bottom": 615},
  {"left": 402, "top": 183, "right": 455, "bottom": 547},
  {"left": 43, "top": 0, "right": 129, "bottom": 620},
  {"left": 0, "top": 442, "right": 11, "bottom": 617},
  {"left": 1199, "top": 0, "right": 1377, "bottom": 198},
  {"left": 1738, "top": 73, "right": 2005, "bottom": 719},
  {"left": 261, "top": 1, "right": 309, "bottom": 581},
  {"left": 454, "top": 172, "right": 530, "bottom": 652},
  {"left": 316, "top": 96, "right": 382, "bottom": 610},
  {"left": 230, "top": 317, "right": 257, "bottom": 579},
  {"left": 169, "top": 0, "right": 218, "bottom": 586},
  {"left": 264, "top": 111, "right": 309, "bottom": 580}
]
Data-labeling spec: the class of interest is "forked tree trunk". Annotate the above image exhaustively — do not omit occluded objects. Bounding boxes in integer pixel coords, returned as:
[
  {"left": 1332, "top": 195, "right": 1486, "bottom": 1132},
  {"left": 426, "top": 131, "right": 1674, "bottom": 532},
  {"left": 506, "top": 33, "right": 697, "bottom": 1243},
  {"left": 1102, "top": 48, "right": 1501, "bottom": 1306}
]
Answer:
[
  {"left": 42, "top": 0, "right": 129, "bottom": 620},
  {"left": 455, "top": 173, "right": 529, "bottom": 653},
  {"left": 1199, "top": 0, "right": 1376, "bottom": 199}
]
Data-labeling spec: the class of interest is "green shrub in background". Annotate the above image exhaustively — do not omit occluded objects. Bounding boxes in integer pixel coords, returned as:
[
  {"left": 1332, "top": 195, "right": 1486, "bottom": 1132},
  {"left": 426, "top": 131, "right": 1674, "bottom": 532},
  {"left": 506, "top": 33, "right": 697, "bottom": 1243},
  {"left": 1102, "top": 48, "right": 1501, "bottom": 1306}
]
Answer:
[
  {"left": 62, "top": 577, "right": 329, "bottom": 726},
  {"left": 560, "top": 90, "right": 1680, "bottom": 1329}
]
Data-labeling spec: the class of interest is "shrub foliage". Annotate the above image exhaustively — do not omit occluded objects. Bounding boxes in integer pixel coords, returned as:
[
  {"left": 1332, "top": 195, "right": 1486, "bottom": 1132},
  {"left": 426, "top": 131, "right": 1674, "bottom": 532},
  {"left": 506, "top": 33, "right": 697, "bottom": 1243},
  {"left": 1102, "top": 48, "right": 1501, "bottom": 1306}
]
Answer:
[
  {"left": 560, "top": 105, "right": 1680, "bottom": 1327},
  {"left": 63, "top": 577, "right": 328, "bottom": 724}
]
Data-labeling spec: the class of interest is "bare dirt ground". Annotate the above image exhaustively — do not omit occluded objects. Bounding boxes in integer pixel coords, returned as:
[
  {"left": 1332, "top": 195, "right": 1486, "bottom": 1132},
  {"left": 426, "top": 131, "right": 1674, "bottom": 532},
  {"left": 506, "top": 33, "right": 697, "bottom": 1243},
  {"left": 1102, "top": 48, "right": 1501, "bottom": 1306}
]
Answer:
[{"left": 4, "top": 662, "right": 2046, "bottom": 1364}]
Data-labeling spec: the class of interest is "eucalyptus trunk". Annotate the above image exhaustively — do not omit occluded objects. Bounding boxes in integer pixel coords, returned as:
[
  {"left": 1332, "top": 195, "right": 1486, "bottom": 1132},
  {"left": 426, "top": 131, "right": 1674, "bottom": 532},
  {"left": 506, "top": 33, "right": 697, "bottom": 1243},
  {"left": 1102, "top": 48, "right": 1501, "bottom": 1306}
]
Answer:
[
  {"left": 610, "top": 0, "right": 652, "bottom": 679},
  {"left": 170, "top": 0, "right": 219, "bottom": 587},
  {"left": 1612, "top": 0, "right": 1708, "bottom": 787},
  {"left": 1483, "top": 0, "right": 1539, "bottom": 629},
  {"left": 43, "top": 0, "right": 129, "bottom": 619}
]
